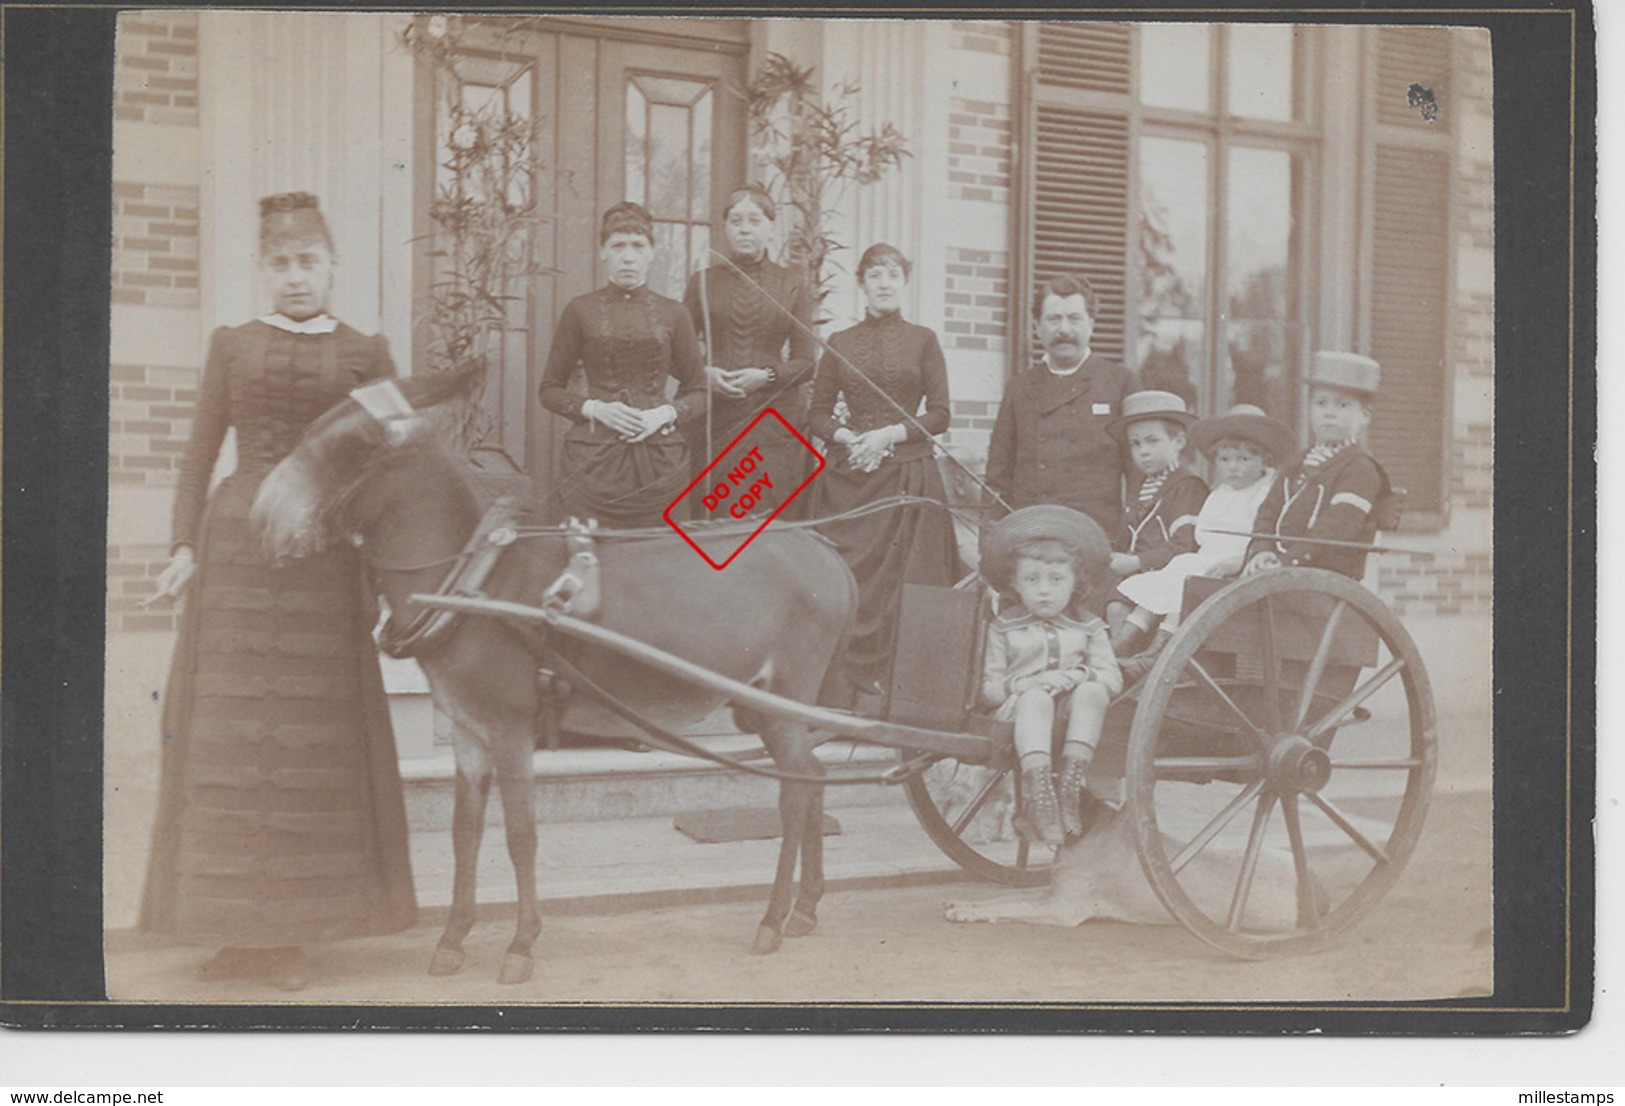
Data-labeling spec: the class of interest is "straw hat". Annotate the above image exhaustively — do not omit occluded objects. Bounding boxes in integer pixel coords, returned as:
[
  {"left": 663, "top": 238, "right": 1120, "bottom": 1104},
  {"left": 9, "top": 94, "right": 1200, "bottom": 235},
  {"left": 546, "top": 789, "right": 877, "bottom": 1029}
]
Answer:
[
  {"left": 1105, "top": 390, "right": 1197, "bottom": 442},
  {"left": 980, "top": 505, "right": 1111, "bottom": 592},
  {"left": 1309, "top": 352, "right": 1381, "bottom": 398},
  {"left": 1190, "top": 403, "right": 1300, "bottom": 468}
]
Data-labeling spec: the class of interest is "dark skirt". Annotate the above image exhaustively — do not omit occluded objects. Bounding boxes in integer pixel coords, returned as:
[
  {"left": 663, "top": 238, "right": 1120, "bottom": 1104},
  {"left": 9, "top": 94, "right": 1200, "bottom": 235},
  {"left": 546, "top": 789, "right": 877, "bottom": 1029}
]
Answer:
[
  {"left": 559, "top": 427, "right": 691, "bottom": 529},
  {"left": 141, "top": 471, "right": 417, "bottom": 948},
  {"left": 813, "top": 453, "right": 961, "bottom": 693},
  {"left": 682, "top": 407, "right": 811, "bottom": 522}
]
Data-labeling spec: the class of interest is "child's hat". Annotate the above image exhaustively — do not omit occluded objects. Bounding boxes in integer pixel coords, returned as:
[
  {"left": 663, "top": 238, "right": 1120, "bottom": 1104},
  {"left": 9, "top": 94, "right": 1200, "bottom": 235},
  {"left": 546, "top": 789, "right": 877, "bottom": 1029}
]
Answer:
[
  {"left": 980, "top": 505, "right": 1111, "bottom": 593},
  {"left": 1105, "top": 390, "right": 1197, "bottom": 442},
  {"left": 1309, "top": 352, "right": 1381, "bottom": 398},
  {"left": 1190, "top": 403, "right": 1299, "bottom": 467}
]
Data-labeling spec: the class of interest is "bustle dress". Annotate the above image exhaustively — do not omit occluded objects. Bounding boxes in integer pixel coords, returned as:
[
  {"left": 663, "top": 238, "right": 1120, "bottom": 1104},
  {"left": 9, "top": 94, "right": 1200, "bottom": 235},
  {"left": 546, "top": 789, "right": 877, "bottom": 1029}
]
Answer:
[
  {"left": 808, "top": 310, "right": 961, "bottom": 695},
  {"left": 141, "top": 316, "right": 417, "bottom": 947},
  {"left": 682, "top": 254, "right": 817, "bottom": 517},
  {"left": 539, "top": 283, "right": 707, "bottom": 528}
]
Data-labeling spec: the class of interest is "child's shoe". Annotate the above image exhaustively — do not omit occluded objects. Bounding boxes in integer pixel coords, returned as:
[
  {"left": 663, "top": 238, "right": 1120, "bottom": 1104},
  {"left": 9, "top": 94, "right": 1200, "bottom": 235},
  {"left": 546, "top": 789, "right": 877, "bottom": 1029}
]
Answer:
[
  {"left": 1057, "top": 756, "right": 1097, "bottom": 839},
  {"left": 1014, "top": 766, "right": 1064, "bottom": 846},
  {"left": 1117, "top": 628, "right": 1173, "bottom": 683}
]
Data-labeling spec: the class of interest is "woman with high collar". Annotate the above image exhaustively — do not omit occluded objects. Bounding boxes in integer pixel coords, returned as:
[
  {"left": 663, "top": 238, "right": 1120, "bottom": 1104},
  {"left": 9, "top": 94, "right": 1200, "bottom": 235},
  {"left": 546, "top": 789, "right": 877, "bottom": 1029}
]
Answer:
[
  {"left": 539, "top": 201, "right": 707, "bottom": 528},
  {"left": 681, "top": 185, "right": 817, "bottom": 518},
  {"left": 141, "top": 192, "right": 416, "bottom": 991},
  {"left": 808, "top": 243, "right": 961, "bottom": 706}
]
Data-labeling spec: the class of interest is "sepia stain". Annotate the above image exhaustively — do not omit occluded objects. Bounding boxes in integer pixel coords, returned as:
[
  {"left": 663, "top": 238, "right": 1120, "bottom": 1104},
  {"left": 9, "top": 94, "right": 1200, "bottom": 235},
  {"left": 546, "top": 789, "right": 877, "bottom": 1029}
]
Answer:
[{"left": 1407, "top": 82, "right": 1439, "bottom": 124}]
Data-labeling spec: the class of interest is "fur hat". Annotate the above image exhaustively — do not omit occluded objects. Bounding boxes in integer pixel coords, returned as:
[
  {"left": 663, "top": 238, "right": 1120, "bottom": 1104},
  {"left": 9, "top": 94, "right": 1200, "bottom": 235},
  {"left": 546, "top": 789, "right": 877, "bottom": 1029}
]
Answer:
[
  {"left": 1190, "top": 403, "right": 1299, "bottom": 467},
  {"left": 1309, "top": 352, "right": 1381, "bottom": 399},
  {"left": 980, "top": 505, "right": 1111, "bottom": 593},
  {"left": 1105, "top": 390, "right": 1197, "bottom": 442}
]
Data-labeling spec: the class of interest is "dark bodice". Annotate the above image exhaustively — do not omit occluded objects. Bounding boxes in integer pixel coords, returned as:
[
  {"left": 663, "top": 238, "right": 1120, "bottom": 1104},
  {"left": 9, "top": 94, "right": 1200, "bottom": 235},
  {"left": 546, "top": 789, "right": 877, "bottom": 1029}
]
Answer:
[
  {"left": 539, "top": 283, "right": 706, "bottom": 423},
  {"left": 172, "top": 319, "right": 394, "bottom": 549},
  {"left": 808, "top": 311, "right": 950, "bottom": 444},
  {"left": 683, "top": 256, "right": 815, "bottom": 400}
]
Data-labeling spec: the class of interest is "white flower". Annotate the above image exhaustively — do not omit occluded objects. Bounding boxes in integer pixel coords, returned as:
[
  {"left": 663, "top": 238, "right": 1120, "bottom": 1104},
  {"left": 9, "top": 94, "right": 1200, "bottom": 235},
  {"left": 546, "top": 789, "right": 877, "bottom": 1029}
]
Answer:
[{"left": 427, "top": 14, "right": 449, "bottom": 39}]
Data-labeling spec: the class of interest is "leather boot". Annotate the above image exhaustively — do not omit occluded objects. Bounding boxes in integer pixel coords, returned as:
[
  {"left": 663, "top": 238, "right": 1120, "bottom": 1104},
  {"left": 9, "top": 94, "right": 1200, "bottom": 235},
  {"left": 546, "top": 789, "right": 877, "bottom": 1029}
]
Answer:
[
  {"left": 1013, "top": 766, "right": 1064, "bottom": 846},
  {"left": 1057, "top": 756, "right": 1095, "bottom": 839},
  {"left": 1117, "top": 629, "right": 1173, "bottom": 683}
]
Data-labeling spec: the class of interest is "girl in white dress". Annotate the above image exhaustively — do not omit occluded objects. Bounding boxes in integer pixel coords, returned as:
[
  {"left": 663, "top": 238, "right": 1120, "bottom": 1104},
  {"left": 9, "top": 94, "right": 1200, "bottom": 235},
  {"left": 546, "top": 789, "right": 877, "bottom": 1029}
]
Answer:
[{"left": 1116, "top": 404, "right": 1299, "bottom": 669}]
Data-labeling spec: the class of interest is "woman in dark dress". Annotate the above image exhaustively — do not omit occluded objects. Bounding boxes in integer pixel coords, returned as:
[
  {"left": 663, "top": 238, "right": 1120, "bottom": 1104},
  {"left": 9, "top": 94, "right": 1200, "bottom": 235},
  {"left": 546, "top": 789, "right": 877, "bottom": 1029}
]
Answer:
[
  {"left": 682, "top": 185, "right": 816, "bottom": 517},
  {"left": 142, "top": 193, "right": 416, "bottom": 991},
  {"left": 809, "top": 243, "right": 961, "bottom": 703},
  {"left": 539, "top": 201, "right": 707, "bottom": 528}
]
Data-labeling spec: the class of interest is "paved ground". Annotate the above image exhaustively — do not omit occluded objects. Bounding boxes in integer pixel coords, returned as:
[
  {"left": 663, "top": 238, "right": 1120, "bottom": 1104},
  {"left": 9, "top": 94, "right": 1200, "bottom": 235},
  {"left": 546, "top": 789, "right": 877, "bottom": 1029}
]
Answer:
[{"left": 105, "top": 786, "right": 1490, "bottom": 1008}]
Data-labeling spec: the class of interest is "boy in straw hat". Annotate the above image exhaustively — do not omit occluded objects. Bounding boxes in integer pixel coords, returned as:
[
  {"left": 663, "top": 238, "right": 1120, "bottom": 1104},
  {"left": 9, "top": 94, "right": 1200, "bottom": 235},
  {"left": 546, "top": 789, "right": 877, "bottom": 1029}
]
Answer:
[
  {"left": 1243, "top": 352, "right": 1394, "bottom": 581},
  {"left": 1114, "top": 403, "right": 1296, "bottom": 675},
  {"left": 980, "top": 506, "right": 1122, "bottom": 846},
  {"left": 1101, "top": 390, "right": 1209, "bottom": 654}
]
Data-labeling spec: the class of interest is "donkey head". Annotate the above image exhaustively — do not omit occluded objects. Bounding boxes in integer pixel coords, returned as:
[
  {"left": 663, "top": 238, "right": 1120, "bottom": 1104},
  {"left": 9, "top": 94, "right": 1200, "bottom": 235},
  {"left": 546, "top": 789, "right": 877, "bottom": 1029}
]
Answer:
[{"left": 250, "top": 371, "right": 473, "bottom": 562}]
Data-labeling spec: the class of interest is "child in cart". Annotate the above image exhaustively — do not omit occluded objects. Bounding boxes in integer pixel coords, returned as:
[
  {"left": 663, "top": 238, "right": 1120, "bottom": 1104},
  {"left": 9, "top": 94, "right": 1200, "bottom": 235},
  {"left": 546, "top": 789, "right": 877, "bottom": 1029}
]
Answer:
[
  {"left": 980, "top": 506, "right": 1123, "bottom": 847},
  {"left": 1100, "top": 390, "right": 1209, "bottom": 655},
  {"left": 1112, "top": 403, "right": 1298, "bottom": 678},
  {"left": 1243, "top": 352, "right": 1394, "bottom": 581}
]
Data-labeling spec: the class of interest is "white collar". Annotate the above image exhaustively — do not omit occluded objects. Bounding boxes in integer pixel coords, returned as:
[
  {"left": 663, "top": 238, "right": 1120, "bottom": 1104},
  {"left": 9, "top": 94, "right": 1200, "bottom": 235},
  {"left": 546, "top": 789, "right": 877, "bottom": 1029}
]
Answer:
[
  {"left": 260, "top": 313, "right": 338, "bottom": 335},
  {"left": 1044, "top": 350, "right": 1091, "bottom": 377}
]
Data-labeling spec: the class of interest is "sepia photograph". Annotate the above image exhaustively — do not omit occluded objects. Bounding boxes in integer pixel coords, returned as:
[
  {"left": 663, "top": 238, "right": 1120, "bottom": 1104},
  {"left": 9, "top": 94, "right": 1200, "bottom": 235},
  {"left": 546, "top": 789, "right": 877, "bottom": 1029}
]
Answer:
[{"left": 11, "top": 3, "right": 1570, "bottom": 1029}]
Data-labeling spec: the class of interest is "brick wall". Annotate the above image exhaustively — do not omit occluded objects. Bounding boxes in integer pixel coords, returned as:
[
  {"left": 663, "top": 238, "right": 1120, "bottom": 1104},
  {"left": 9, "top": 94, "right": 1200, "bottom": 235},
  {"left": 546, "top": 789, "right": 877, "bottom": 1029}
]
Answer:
[
  {"left": 109, "top": 543, "right": 182, "bottom": 634},
  {"left": 1377, "top": 551, "right": 1492, "bottom": 618},
  {"left": 112, "top": 183, "right": 200, "bottom": 308},
  {"left": 110, "top": 363, "right": 200, "bottom": 489},
  {"left": 114, "top": 12, "right": 199, "bottom": 126},
  {"left": 943, "top": 247, "right": 1010, "bottom": 354},
  {"left": 947, "top": 97, "right": 1011, "bottom": 206}
]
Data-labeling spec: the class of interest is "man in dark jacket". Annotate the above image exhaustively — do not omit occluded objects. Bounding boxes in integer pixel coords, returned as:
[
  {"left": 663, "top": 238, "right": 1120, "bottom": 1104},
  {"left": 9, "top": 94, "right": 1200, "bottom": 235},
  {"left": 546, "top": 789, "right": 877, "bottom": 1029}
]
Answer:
[{"left": 984, "top": 273, "right": 1143, "bottom": 533}]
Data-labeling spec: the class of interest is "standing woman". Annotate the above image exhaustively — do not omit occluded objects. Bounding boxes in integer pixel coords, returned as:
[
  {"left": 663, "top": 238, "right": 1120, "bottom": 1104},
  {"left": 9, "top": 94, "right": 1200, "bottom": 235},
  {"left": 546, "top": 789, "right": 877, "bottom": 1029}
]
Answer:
[
  {"left": 682, "top": 185, "right": 816, "bottom": 516},
  {"left": 539, "top": 201, "right": 707, "bottom": 528},
  {"left": 808, "top": 243, "right": 961, "bottom": 703},
  {"left": 141, "top": 193, "right": 416, "bottom": 990}
]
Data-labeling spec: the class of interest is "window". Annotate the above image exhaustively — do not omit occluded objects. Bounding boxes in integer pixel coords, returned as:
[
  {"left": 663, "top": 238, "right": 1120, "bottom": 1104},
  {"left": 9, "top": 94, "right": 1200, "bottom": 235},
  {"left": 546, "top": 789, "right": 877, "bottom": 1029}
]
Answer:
[
  {"left": 625, "top": 73, "right": 715, "bottom": 298},
  {"left": 1025, "top": 23, "right": 1315, "bottom": 423}
]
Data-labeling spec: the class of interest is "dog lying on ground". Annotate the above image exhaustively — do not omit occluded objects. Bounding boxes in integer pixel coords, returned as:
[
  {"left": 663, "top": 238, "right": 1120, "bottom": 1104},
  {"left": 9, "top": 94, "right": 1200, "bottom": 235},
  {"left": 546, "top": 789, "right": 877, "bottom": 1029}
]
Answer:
[{"left": 945, "top": 794, "right": 1304, "bottom": 930}]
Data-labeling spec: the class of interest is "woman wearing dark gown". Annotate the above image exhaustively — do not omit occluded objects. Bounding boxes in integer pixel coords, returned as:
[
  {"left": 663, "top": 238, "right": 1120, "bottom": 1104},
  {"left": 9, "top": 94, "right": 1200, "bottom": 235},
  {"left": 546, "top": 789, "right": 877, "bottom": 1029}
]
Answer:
[
  {"left": 142, "top": 193, "right": 416, "bottom": 991},
  {"left": 682, "top": 185, "right": 816, "bottom": 517},
  {"left": 809, "top": 243, "right": 961, "bottom": 703},
  {"left": 539, "top": 201, "right": 707, "bottom": 528}
]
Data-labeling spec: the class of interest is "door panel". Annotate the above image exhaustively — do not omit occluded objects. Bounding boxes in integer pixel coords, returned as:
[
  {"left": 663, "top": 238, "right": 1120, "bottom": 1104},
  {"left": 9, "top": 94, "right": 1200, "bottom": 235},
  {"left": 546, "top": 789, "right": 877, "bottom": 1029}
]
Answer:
[{"left": 424, "top": 21, "right": 745, "bottom": 510}]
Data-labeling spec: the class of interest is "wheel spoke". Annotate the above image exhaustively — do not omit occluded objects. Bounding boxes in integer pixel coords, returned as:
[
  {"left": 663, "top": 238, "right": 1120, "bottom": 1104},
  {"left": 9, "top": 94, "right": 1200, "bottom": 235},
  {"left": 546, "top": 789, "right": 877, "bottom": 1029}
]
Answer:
[
  {"left": 1306, "top": 791, "right": 1391, "bottom": 864},
  {"left": 1015, "top": 837, "right": 1032, "bottom": 870},
  {"left": 1258, "top": 596, "right": 1283, "bottom": 735},
  {"left": 1330, "top": 757, "right": 1423, "bottom": 770},
  {"left": 948, "top": 767, "right": 1009, "bottom": 836},
  {"left": 1171, "top": 778, "right": 1265, "bottom": 873},
  {"left": 1281, "top": 794, "right": 1321, "bottom": 931},
  {"left": 1304, "top": 657, "right": 1407, "bottom": 742},
  {"left": 1153, "top": 755, "right": 1261, "bottom": 776},
  {"left": 1226, "top": 792, "right": 1278, "bottom": 931},
  {"left": 1186, "top": 657, "right": 1269, "bottom": 747},
  {"left": 1292, "top": 599, "right": 1350, "bottom": 732}
]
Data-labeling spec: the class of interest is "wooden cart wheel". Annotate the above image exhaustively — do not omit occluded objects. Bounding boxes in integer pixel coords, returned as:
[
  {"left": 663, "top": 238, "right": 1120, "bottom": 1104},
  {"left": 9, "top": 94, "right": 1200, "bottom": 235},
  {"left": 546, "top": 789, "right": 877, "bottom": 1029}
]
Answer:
[
  {"left": 1125, "top": 568, "right": 1436, "bottom": 958},
  {"left": 899, "top": 744, "right": 1056, "bottom": 887}
]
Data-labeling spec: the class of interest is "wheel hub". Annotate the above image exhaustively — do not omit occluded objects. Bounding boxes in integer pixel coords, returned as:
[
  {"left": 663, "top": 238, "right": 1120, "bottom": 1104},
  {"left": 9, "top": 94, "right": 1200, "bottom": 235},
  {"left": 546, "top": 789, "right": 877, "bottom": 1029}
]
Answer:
[{"left": 1267, "top": 735, "right": 1332, "bottom": 794}]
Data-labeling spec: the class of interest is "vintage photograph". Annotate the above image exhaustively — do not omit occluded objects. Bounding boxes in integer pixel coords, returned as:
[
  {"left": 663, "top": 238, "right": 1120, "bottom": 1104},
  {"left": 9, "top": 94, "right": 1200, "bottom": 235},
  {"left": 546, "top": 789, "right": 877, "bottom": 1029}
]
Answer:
[{"left": 99, "top": 10, "right": 1498, "bottom": 1010}]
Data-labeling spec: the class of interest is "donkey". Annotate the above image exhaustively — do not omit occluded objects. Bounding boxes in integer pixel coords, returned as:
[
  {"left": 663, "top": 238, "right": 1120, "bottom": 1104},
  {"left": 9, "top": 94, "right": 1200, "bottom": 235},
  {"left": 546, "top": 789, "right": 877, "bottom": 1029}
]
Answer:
[{"left": 250, "top": 373, "right": 857, "bottom": 983}]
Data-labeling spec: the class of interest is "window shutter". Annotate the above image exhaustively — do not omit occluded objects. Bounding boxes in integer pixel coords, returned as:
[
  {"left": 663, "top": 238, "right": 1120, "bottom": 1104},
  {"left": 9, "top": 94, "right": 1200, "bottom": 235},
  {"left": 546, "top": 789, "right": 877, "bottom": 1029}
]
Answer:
[
  {"left": 1366, "top": 28, "right": 1453, "bottom": 517},
  {"left": 1024, "top": 24, "right": 1134, "bottom": 364}
]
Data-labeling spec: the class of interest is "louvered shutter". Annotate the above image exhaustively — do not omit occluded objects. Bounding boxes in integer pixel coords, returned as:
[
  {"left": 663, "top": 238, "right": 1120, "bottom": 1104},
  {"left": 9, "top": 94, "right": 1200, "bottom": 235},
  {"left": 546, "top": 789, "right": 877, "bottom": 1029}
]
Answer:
[
  {"left": 1023, "top": 24, "right": 1134, "bottom": 364},
  {"left": 1366, "top": 29, "right": 1452, "bottom": 517}
]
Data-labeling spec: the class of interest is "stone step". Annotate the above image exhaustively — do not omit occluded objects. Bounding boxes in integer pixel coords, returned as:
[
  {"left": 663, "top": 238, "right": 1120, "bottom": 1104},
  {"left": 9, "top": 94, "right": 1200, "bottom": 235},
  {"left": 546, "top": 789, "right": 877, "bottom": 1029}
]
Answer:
[{"left": 399, "top": 737, "right": 909, "bottom": 831}]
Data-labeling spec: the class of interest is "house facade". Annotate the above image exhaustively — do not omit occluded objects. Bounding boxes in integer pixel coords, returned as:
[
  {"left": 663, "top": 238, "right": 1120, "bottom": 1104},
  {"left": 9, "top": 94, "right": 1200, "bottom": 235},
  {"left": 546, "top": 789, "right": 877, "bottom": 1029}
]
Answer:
[{"left": 104, "top": 12, "right": 1492, "bottom": 924}]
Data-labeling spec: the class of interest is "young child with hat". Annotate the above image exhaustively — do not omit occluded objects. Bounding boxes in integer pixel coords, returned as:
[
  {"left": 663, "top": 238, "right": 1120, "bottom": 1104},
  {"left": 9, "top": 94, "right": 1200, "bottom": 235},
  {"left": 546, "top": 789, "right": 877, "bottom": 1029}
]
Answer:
[
  {"left": 1102, "top": 390, "right": 1209, "bottom": 654},
  {"left": 1114, "top": 403, "right": 1296, "bottom": 676},
  {"left": 1243, "top": 352, "right": 1394, "bottom": 580},
  {"left": 980, "top": 506, "right": 1123, "bottom": 846}
]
